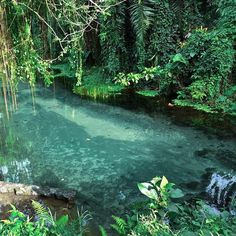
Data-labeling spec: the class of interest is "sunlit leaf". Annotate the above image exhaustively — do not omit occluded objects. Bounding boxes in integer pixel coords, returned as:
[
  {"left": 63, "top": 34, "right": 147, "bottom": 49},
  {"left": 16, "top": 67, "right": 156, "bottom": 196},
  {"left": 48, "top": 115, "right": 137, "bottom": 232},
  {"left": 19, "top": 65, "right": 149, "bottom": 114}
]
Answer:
[
  {"left": 151, "top": 176, "right": 161, "bottom": 185},
  {"left": 138, "top": 183, "right": 158, "bottom": 200},
  {"left": 160, "top": 176, "right": 168, "bottom": 189},
  {"left": 173, "top": 53, "right": 188, "bottom": 65}
]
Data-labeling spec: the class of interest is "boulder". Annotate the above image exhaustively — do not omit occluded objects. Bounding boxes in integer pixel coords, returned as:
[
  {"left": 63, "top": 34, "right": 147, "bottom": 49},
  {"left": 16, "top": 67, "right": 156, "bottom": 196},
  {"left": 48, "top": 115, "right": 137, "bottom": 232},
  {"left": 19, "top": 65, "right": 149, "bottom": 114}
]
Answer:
[
  {"left": 0, "top": 181, "right": 76, "bottom": 202},
  {"left": 0, "top": 182, "right": 39, "bottom": 195},
  {"left": 34, "top": 186, "right": 77, "bottom": 202}
]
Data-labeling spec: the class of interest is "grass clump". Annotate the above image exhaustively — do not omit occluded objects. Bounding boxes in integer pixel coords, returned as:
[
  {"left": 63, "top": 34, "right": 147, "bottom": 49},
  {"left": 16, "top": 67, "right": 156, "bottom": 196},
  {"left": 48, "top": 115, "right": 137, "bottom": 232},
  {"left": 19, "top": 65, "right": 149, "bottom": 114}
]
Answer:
[{"left": 73, "top": 67, "right": 124, "bottom": 99}]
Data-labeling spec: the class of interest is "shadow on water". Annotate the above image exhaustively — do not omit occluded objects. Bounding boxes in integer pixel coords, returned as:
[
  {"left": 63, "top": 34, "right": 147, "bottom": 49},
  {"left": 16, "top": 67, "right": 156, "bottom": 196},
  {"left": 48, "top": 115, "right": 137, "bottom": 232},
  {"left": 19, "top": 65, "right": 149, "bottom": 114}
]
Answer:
[{"left": 57, "top": 79, "right": 236, "bottom": 138}]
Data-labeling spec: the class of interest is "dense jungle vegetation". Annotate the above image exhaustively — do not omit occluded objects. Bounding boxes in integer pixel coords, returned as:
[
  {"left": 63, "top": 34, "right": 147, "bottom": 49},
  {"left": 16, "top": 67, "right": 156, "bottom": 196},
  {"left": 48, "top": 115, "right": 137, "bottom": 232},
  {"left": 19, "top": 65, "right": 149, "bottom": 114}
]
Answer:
[
  {"left": 0, "top": 0, "right": 235, "bottom": 113},
  {"left": 0, "top": 0, "right": 236, "bottom": 235}
]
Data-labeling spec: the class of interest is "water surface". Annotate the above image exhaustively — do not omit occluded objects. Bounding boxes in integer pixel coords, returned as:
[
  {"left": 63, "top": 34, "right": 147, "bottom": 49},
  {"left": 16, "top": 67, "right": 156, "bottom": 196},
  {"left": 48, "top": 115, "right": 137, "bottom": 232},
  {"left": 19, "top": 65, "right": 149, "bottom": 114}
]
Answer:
[{"left": 0, "top": 82, "right": 236, "bottom": 223}]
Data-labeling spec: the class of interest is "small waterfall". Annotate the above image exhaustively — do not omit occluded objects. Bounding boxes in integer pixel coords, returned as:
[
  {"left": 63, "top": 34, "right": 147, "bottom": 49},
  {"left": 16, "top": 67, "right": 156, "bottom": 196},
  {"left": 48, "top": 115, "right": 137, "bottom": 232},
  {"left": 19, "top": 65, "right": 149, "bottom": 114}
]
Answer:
[{"left": 206, "top": 173, "right": 236, "bottom": 213}]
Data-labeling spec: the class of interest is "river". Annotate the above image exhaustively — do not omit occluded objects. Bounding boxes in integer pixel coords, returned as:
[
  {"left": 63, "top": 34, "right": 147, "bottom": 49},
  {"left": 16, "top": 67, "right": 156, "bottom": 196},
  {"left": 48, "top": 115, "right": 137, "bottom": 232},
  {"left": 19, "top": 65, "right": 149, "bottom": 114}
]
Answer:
[{"left": 0, "top": 82, "right": 236, "bottom": 228}]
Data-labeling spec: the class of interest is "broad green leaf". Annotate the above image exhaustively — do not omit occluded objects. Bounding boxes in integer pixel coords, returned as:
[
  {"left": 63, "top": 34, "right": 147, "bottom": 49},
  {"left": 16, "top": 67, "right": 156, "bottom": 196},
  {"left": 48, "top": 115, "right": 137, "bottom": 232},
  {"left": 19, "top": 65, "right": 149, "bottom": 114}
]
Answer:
[
  {"left": 55, "top": 215, "right": 68, "bottom": 228},
  {"left": 170, "top": 188, "right": 184, "bottom": 198},
  {"left": 168, "top": 203, "right": 179, "bottom": 213},
  {"left": 138, "top": 183, "right": 158, "bottom": 200},
  {"left": 160, "top": 176, "right": 168, "bottom": 189},
  {"left": 173, "top": 53, "right": 188, "bottom": 65},
  {"left": 151, "top": 176, "right": 161, "bottom": 185}
]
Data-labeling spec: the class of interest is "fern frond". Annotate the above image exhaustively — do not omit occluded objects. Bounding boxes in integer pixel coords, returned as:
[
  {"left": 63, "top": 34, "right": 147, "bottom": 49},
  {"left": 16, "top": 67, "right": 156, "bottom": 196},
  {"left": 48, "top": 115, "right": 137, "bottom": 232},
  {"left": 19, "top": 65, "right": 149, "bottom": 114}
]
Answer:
[
  {"left": 111, "top": 215, "right": 127, "bottom": 235},
  {"left": 99, "top": 225, "right": 108, "bottom": 236},
  {"left": 32, "top": 200, "right": 55, "bottom": 226}
]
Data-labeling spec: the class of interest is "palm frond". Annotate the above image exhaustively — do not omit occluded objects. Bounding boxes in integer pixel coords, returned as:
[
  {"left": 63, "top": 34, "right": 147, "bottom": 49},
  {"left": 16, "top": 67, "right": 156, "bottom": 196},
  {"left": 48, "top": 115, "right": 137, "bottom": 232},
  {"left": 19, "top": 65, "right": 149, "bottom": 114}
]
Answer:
[{"left": 129, "top": 0, "right": 155, "bottom": 42}]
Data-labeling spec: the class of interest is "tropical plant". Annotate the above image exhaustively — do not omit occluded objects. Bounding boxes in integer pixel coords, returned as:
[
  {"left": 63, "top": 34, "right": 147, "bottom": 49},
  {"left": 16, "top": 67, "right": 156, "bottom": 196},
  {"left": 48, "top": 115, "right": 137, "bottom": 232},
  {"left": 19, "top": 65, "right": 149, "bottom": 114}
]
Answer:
[
  {"left": 0, "top": 201, "right": 91, "bottom": 236},
  {"left": 129, "top": 0, "right": 156, "bottom": 69},
  {"left": 112, "top": 176, "right": 236, "bottom": 236}
]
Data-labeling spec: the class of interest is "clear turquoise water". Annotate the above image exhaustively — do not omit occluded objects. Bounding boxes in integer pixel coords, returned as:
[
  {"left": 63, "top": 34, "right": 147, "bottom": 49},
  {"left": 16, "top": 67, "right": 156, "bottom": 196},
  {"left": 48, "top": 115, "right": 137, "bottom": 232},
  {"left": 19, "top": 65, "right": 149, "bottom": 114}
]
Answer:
[{"left": 0, "top": 83, "right": 236, "bottom": 221}]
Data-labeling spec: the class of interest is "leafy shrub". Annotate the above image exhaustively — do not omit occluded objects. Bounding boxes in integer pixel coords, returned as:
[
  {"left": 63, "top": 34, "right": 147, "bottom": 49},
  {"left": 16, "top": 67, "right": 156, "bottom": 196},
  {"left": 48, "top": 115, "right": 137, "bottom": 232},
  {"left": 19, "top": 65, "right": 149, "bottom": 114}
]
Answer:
[
  {"left": 111, "top": 176, "right": 236, "bottom": 236},
  {"left": 0, "top": 201, "right": 91, "bottom": 236}
]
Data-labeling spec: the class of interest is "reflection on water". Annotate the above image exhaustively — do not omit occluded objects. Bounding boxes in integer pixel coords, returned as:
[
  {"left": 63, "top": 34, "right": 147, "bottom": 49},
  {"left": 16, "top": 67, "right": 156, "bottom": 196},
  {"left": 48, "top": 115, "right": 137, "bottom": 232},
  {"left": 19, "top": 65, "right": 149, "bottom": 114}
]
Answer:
[{"left": 0, "top": 82, "right": 236, "bottom": 222}]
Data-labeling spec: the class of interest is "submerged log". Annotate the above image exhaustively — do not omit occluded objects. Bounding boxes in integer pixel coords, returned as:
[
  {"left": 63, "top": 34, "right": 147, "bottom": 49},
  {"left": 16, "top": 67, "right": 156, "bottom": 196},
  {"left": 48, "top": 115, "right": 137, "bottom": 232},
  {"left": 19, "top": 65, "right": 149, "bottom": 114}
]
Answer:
[{"left": 0, "top": 181, "right": 77, "bottom": 202}]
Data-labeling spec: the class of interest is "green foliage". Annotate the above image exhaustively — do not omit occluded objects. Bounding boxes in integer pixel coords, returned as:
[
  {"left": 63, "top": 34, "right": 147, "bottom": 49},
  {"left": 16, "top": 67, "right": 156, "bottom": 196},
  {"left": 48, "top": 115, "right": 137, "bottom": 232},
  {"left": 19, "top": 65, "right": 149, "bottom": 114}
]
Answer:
[
  {"left": 168, "top": 0, "right": 235, "bottom": 113},
  {"left": 170, "top": 24, "right": 235, "bottom": 113},
  {"left": 172, "top": 53, "right": 188, "bottom": 65},
  {"left": 114, "top": 66, "right": 166, "bottom": 87},
  {"left": 0, "top": 203, "right": 53, "bottom": 236},
  {"left": 136, "top": 90, "right": 159, "bottom": 97},
  {"left": 1, "top": 0, "right": 235, "bottom": 115},
  {"left": 6, "top": 2, "right": 53, "bottom": 86},
  {"left": 130, "top": 0, "right": 155, "bottom": 43},
  {"left": 0, "top": 202, "right": 90, "bottom": 236},
  {"left": 51, "top": 63, "right": 76, "bottom": 80},
  {"left": 111, "top": 216, "right": 127, "bottom": 236},
  {"left": 32, "top": 200, "right": 55, "bottom": 227},
  {"left": 99, "top": 2, "right": 127, "bottom": 76},
  {"left": 175, "top": 201, "right": 236, "bottom": 236},
  {"left": 138, "top": 176, "right": 184, "bottom": 209},
  {"left": 147, "top": 0, "right": 178, "bottom": 66},
  {"left": 113, "top": 0, "right": 236, "bottom": 115},
  {"left": 74, "top": 67, "right": 124, "bottom": 99},
  {"left": 129, "top": 0, "right": 156, "bottom": 69},
  {"left": 112, "top": 176, "right": 236, "bottom": 236},
  {"left": 99, "top": 225, "right": 108, "bottom": 236}
]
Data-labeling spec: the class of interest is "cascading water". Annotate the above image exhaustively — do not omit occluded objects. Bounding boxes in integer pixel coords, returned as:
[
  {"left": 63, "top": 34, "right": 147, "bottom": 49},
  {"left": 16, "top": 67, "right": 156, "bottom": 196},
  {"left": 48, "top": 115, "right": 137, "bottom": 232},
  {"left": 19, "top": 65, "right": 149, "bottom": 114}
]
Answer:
[{"left": 206, "top": 173, "right": 236, "bottom": 214}]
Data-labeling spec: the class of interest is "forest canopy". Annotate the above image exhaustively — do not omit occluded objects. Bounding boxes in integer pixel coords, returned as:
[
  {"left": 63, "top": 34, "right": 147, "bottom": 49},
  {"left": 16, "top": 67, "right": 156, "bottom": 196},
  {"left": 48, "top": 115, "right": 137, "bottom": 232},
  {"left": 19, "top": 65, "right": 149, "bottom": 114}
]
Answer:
[{"left": 0, "top": 0, "right": 235, "bottom": 113}]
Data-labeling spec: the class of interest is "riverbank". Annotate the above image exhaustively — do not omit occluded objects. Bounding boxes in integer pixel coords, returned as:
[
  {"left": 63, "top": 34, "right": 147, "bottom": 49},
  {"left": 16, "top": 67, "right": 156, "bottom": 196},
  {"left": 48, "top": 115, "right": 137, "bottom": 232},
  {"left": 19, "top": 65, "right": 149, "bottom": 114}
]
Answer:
[{"left": 71, "top": 67, "right": 236, "bottom": 117}]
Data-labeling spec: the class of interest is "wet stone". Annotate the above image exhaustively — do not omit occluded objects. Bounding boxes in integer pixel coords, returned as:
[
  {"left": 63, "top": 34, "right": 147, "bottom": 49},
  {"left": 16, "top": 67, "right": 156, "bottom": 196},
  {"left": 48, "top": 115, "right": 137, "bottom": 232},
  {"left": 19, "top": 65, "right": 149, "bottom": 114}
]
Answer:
[
  {"left": 0, "top": 181, "right": 76, "bottom": 203},
  {"left": 36, "top": 187, "right": 77, "bottom": 202},
  {"left": 0, "top": 182, "right": 39, "bottom": 195}
]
